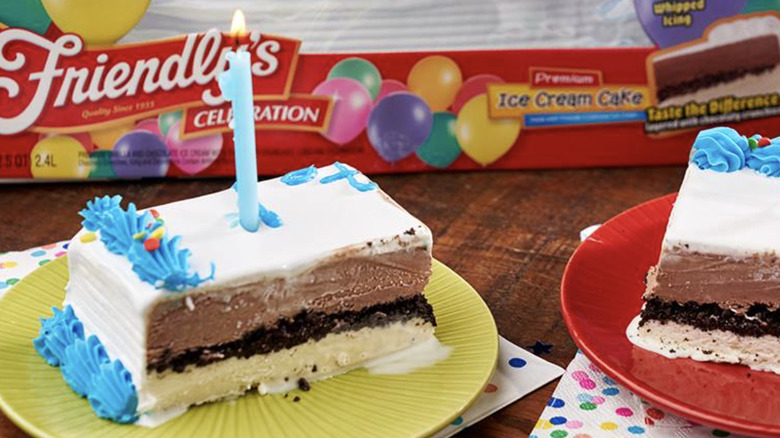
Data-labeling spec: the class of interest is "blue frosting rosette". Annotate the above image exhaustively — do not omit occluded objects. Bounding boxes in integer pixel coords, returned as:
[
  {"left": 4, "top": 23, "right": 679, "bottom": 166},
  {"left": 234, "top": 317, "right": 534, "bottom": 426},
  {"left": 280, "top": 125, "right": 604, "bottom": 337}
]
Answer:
[
  {"left": 690, "top": 127, "right": 750, "bottom": 173},
  {"left": 34, "top": 306, "right": 139, "bottom": 423},
  {"left": 747, "top": 144, "right": 780, "bottom": 177}
]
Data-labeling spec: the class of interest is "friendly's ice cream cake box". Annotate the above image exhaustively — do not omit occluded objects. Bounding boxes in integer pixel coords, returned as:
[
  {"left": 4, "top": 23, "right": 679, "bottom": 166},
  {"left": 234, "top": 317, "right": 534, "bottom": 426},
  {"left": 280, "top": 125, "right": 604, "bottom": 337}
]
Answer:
[{"left": 0, "top": 0, "right": 779, "bottom": 180}]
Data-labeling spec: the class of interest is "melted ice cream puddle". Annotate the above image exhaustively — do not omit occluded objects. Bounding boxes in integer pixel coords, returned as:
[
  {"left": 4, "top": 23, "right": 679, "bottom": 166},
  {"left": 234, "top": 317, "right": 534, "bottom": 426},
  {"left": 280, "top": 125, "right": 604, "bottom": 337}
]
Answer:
[{"left": 364, "top": 336, "right": 452, "bottom": 374}]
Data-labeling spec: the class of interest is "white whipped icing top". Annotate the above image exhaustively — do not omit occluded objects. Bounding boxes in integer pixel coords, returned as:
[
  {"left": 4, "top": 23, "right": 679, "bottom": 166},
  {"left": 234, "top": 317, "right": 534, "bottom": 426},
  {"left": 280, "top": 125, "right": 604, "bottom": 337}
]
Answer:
[
  {"left": 69, "top": 163, "right": 432, "bottom": 311},
  {"left": 664, "top": 163, "right": 780, "bottom": 257}
]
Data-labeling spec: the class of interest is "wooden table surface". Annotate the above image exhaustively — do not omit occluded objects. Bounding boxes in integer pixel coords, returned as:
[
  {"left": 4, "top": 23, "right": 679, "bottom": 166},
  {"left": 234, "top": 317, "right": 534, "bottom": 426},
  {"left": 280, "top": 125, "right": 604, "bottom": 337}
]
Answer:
[{"left": 0, "top": 166, "right": 686, "bottom": 437}]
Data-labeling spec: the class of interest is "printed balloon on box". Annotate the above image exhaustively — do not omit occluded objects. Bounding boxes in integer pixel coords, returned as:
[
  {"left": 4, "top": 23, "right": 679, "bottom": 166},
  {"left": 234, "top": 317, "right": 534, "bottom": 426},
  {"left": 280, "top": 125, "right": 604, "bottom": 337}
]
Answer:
[
  {"left": 407, "top": 56, "right": 463, "bottom": 112},
  {"left": 41, "top": 0, "right": 151, "bottom": 46},
  {"left": 135, "top": 119, "right": 164, "bottom": 138},
  {"left": 157, "top": 112, "right": 182, "bottom": 138},
  {"left": 313, "top": 78, "right": 373, "bottom": 146},
  {"left": 90, "top": 122, "right": 134, "bottom": 151},
  {"left": 39, "top": 132, "right": 94, "bottom": 153},
  {"left": 327, "top": 58, "right": 383, "bottom": 101},
  {"left": 456, "top": 95, "right": 521, "bottom": 166},
  {"left": 368, "top": 92, "right": 433, "bottom": 163},
  {"left": 30, "top": 135, "right": 90, "bottom": 179},
  {"left": 165, "top": 121, "right": 223, "bottom": 175},
  {"left": 452, "top": 74, "right": 504, "bottom": 114},
  {"left": 416, "top": 112, "right": 461, "bottom": 169},
  {"left": 375, "top": 80, "right": 408, "bottom": 104},
  {"left": 88, "top": 150, "right": 116, "bottom": 179},
  {"left": 111, "top": 131, "right": 170, "bottom": 178},
  {"left": 0, "top": 0, "right": 51, "bottom": 34}
]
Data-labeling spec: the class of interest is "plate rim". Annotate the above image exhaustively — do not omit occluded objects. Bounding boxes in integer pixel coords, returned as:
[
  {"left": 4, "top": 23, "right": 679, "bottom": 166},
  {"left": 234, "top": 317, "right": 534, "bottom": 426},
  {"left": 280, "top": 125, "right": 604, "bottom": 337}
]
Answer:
[
  {"left": 0, "top": 258, "right": 66, "bottom": 438},
  {"left": 561, "top": 193, "right": 780, "bottom": 437},
  {"left": 428, "top": 259, "right": 500, "bottom": 435},
  {"left": 0, "top": 257, "right": 499, "bottom": 438}
]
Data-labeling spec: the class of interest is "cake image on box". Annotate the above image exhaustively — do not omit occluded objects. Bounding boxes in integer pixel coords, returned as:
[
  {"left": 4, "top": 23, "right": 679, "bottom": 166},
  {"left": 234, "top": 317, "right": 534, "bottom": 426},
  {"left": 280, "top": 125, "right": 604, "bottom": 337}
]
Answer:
[
  {"left": 33, "top": 162, "right": 438, "bottom": 425},
  {"left": 628, "top": 127, "right": 780, "bottom": 374},
  {"left": 651, "top": 14, "right": 780, "bottom": 107}
]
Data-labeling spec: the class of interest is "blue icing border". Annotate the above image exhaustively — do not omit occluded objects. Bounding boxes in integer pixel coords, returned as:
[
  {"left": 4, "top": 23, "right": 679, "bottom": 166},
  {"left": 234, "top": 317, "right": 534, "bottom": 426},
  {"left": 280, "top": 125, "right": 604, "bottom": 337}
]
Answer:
[
  {"left": 281, "top": 165, "right": 318, "bottom": 186},
  {"left": 747, "top": 144, "right": 780, "bottom": 177},
  {"left": 690, "top": 127, "right": 750, "bottom": 173},
  {"left": 689, "top": 127, "right": 780, "bottom": 178},
  {"left": 229, "top": 183, "right": 283, "bottom": 229},
  {"left": 61, "top": 335, "right": 110, "bottom": 397},
  {"left": 34, "top": 306, "right": 138, "bottom": 424},
  {"left": 79, "top": 196, "right": 122, "bottom": 232},
  {"left": 320, "top": 162, "right": 377, "bottom": 192},
  {"left": 129, "top": 235, "right": 215, "bottom": 291},
  {"left": 32, "top": 306, "right": 83, "bottom": 367},
  {"left": 99, "top": 203, "right": 156, "bottom": 255},
  {"left": 79, "top": 197, "right": 213, "bottom": 292},
  {"left": 89, "top": 361, "right": 139, "bottom": 424}
]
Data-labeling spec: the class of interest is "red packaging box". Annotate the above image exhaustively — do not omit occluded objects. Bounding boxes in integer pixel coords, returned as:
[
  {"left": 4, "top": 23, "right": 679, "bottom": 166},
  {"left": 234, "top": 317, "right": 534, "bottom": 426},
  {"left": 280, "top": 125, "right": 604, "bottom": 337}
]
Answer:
[{"left": 1, "top": 2, "right": 779, "bottom": 179}]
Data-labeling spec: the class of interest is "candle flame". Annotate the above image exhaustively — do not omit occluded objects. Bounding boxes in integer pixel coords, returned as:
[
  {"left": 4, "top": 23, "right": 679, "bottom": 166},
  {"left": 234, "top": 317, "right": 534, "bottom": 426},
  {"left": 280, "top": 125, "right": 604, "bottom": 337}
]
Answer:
[{"left": 230, "top": 10, "right": 247, "bottom": 36}]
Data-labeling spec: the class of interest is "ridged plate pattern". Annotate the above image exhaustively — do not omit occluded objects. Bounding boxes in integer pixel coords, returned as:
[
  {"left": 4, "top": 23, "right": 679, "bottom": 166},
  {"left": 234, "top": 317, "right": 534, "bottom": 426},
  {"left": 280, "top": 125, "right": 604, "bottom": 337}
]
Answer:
[{"left": 0, "top": 258, "right": 497, "bottom": 438}]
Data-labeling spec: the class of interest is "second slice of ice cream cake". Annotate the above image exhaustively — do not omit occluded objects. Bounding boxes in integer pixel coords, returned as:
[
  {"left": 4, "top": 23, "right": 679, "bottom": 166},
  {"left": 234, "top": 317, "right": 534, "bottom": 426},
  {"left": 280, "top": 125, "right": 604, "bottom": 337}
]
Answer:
[{"left": 630, "top": 127, "right": 780, "bottom": 374}]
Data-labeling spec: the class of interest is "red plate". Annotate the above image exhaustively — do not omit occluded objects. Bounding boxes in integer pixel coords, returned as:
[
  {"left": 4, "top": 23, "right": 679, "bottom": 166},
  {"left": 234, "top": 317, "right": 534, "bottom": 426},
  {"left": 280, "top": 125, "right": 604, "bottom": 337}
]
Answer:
[{"left": 561, "top": 194, "right": 780, "bottom": 437}]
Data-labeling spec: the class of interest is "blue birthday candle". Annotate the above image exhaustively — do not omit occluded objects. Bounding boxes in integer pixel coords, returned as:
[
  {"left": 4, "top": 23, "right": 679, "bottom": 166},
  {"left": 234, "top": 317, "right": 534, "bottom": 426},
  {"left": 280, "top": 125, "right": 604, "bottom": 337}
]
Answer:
[{"left": 218, "top": 48, "right": 259, "bottom": 232}]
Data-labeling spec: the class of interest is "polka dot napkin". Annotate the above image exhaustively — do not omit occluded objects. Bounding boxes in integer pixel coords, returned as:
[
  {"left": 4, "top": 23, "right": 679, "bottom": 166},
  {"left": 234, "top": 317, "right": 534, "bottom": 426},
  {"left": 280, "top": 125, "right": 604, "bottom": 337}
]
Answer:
[
  {"left": 434, "top": 337, "right": 565, "bottom": 438},
  {"left": 529, "top": 227, "right": 750, "bottom": 438},
  {"left": 0, "top": 241, "right": 565, "bottom": 437},
  {"left": 0, "top": 242, "right": 68, "bottom": 294},
  {"left": 530, "top": 351, "right": 745, "bottom": 438}
]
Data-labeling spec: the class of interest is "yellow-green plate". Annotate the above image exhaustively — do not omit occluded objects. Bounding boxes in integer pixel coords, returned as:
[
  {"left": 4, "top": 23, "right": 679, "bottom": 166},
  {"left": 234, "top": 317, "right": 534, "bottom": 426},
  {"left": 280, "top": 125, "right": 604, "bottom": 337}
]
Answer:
[{"left": 0, "top": 257, "right": 498, "bottom": 438}]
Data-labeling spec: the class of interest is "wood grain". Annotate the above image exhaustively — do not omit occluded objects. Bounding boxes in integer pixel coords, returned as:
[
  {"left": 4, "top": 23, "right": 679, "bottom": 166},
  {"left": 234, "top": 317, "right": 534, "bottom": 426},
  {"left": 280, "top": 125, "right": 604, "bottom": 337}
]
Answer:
[{"left": 0, "top": 167, "right": 685, "bottom": 437}]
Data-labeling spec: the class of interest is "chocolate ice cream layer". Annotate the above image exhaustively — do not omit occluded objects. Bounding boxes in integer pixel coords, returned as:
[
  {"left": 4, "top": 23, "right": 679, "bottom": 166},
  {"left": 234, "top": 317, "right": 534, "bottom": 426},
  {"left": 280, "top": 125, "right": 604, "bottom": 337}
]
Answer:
[
  {"left": 644, "top": 249, "right": 780, "bottom": 310},
  {"left": 654, "top": 34, "right": 780, "bottom": 102},
  {"left": 147, "top": 248, "right": 431, "bottom": 364},
  {"left": 148, "top": 293, "right": 436, "bottom": 373}
]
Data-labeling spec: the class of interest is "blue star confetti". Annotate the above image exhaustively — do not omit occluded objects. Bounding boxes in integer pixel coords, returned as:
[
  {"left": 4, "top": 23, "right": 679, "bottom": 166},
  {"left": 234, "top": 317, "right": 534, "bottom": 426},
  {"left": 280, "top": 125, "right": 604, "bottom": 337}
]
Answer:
[{"left": 525, "top": 340, "right": 553, "bottom": 355}]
